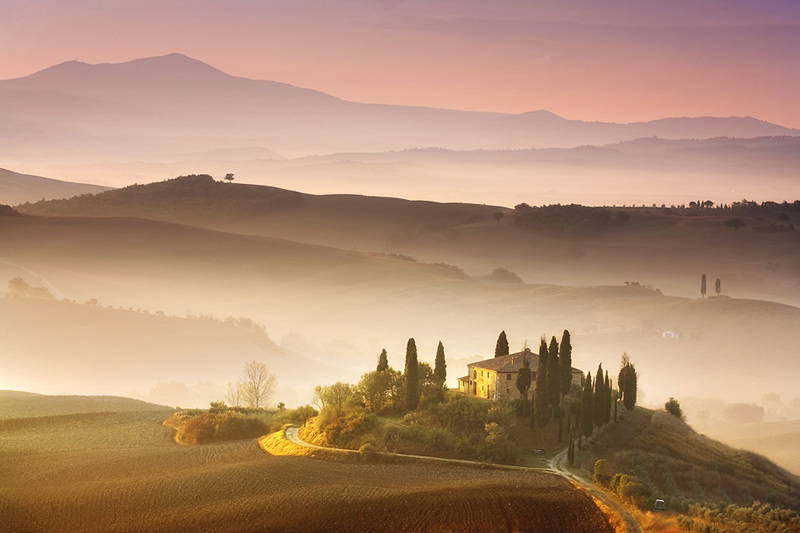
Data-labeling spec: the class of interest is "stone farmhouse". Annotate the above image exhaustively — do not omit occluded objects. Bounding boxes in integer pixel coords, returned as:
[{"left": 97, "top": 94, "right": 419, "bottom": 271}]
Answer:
[{"left": 457, "top": 349, "right": 584, "bottom": 402}]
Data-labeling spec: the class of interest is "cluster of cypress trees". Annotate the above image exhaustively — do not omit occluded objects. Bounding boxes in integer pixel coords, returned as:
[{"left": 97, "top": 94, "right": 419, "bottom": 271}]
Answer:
[{"left": 397, "top": 337, "right": 447, "bottom": 412}]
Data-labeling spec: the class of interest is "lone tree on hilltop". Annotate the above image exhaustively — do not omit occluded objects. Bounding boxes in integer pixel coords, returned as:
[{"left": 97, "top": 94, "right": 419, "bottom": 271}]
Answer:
[
  {"left": 224, "top": 173, "right": 234, "bottom": 183},
  {"left": 701, "top": 273, "right": 707, "bottom": 299},
  {"left": 715, "top": 278, "right": 721, "bottom": 296},
  {"left": 495, "top": 330, "right": 509, "bottom": 357},
  {"left": 665, "top": 397, "right": 685, "bottom": 421},
  {"left": 377, "top": 348, "right": 389, "bottom": 372},
  {"left": 433, "top": 341, "right": 447, "bottom": 388},
  {"left": 404, "top": 338, "right": 420, "bottom": 411},
  {"left": 516, "top": 353, "right": 531, "bottom": 415},
  {"left": 559, "top": 330, "right": 573, "bottom": 398},
  {"left": 241, "top": 360, "right": 277, "bottom": 409}
]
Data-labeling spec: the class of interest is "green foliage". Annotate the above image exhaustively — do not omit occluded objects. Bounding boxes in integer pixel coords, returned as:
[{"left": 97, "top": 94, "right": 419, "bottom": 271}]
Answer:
[
  {"left": 404, "top": 338, "right": 420, "bottom": 411},
  {"left": 559, "top": 330, "right": 573, "bottom": 396},
  {"left": 313, "top": 382, "right": 357, "bottom": 415},
  {"left": 593, "top": 459, "right": 613, "bottom": 487},
  {"left": 357, "top": 370, "right": 393, "bottom": 413},
  {"left": 495, "top": 330, "right": 509, "bottom": 357}
]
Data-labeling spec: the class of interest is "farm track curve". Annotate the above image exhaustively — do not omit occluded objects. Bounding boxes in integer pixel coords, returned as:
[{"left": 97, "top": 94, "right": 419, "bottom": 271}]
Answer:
[{"left": 3, "top": 411, "right": 615, "bottom": 532}]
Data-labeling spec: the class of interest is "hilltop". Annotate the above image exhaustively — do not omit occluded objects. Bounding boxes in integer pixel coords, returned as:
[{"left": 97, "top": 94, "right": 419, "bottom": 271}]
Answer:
[{"left": 0, "top": 391, "right": 172, "bottom": 420}]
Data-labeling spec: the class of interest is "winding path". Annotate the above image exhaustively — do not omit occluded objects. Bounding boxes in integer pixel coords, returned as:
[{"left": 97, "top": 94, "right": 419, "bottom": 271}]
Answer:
[{"left": 283, "top": 426, "right": 642, "bottom": 532}]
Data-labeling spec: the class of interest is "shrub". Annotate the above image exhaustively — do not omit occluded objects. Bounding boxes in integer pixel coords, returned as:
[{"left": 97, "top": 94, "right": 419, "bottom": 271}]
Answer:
[{"left": 594, "top": 459, "right": 613, "bottom": 487}]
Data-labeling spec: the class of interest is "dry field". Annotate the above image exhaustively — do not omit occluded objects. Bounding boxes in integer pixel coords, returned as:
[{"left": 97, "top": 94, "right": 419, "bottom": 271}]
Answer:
[{"left": 1, "top": 410, "right": 613, "bottom": 532}]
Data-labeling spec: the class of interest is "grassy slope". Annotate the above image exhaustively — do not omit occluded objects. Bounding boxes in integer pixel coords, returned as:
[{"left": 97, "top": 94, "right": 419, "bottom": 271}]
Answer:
[{"left": 578, "top": 408, "right": 800, "bottom": 511}]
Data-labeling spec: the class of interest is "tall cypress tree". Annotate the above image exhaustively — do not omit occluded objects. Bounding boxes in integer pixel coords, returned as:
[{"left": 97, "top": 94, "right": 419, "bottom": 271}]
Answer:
[
  {"left": 559, "top": 330, "right": 573, "bottom": 397},
  {"left": 495, "top": 330, "right": 509, "bottom": 358},
  {"left": 581, "top": 372, "right": 594, "bottom": 438},
  {"left": 547, "top": 336, "right": 561, "bottom": 415},
  {"left": 701, "top": 273, "right": 707, "bottom": 299},
  {"left": 377, "top": 349, "right": 389, "bottom": 372},
  {"left": 433, "top": 341, "right": 447, "bottom": 388},
  {"left": 593, "top": 363, "right": 605, "bottom": 427},
  {"left": 534, "top": 338, "right": 551, "bottom": 429},
  {"left": 623, "top": 362, "right": 638, "bottom": 411},
  {"left": 516, "top": 354, "right": 531, "bottom": 415},
  {"left": 404, "top": 338, "right": 420, "bottom": 411},
  {"left": 567, "top": 435, "right": 575, "bottom": 465}
]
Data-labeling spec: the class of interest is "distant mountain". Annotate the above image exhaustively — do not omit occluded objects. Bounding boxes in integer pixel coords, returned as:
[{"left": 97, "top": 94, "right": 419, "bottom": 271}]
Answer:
[
  {"left": 1, "top": 54, "right": 797, "bottom": 160},
  {"left": 0, "top": 167, "right": 110, "bottom": 205}
]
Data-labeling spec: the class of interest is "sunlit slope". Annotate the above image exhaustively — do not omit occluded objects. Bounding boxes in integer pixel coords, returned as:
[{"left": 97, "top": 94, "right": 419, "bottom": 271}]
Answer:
[{"left": 1, "top": 409, "right": 613, "bottom": 533}]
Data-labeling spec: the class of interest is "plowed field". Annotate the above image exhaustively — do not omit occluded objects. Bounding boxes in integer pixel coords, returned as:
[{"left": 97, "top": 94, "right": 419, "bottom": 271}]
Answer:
[{"left": 1, "top": 411, "right": 613, "bottom": 532}]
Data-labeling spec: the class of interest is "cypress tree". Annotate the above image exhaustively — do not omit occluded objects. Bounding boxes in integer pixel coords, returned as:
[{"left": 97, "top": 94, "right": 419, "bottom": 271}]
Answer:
[
  {"left": 715, "top": 278, "right": 721, "bottom": 296},
  {"left": 515, "top": 353, "right": 531, "bottom": 415},
  {"left": 593, "top": 363, "right": 605, "bottom": 427},
  {"left": 495, "top": 330, "right": 509, "bottom": 357},
  {"left": 701, "top": 273, "right": 707, "bottom": 298},
  {"left": 623, "top": 362, "right": 638, "bottom": 411},
  {"left": 404, "top": 338, "right": 420, "bottom": 411},
  {"left": 547, "top": 336, "right": 561, "bottom": 415},
  {"left": 618, "top": 353, "right": 629, "bottom": 405},
  {"left": 581, "top": 372, "right": 594, "bottom": 438},
  {"left": 433, "top": 341, "right": 446, "bottom": 387},
  {"left": 377, "top": 349, "right": 389, "bottom": 372},
  {"left": 534, "top": 338, "right": 551, "bottom": 429},
  {"left": 559, "top": 330, "right": 573, "bottom": 397}
]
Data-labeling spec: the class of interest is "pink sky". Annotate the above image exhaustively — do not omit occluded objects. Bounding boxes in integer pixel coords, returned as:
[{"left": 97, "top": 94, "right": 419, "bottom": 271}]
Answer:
[{"left": 1, "top": 0, "right": 799, "bottom": 127}]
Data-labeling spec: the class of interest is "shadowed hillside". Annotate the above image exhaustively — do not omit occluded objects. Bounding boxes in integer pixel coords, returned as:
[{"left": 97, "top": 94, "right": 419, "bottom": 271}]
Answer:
[
  {"left": 0, "top": 167, "right": 110, "bottom": 204},
  {"left": 0, "top": 391, "right": 172, "bottom": 419}
]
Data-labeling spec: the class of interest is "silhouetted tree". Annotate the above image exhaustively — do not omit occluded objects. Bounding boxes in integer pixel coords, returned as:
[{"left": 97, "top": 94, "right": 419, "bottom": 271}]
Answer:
[
  {"left": 581, "top": 372, "right": 594, "bottom": 438},
  {"left": 404, "top": 338, "right": 420, "bottom": 411},
  {"left": 547, "top": 336, "right": 561, "bottom": 415},
  {"left": 618, "top": 354, "right": 638, "bottom": 411},
  {"left": 516, "top": 353, "right": 531, "bottom": 415},
  {"left": 224, "top": 173, "right": 234, "bottom": 183},
  {"left": 377, "top": 349, "right": 389, "bottom": 372},
  {"left": 493, "top": 212, "right": 505, "bottom": 224},
  {"left": 593, "top": 363, "right": 605, "bottom": 427},
  {"left": 715, "top": 278, "right": 721, "bottom": 296},
  {"left": 700, "top": 273, "right": 707, "bottom": 299},
  {"left": 534, "top": 338, "right": 551, "bottom": 429},
  {"left": 241, "top": 360, "right": 277, "bottom": 409},
  {"left": 495, "top": 330, "right": 509, "bottom": 357},
  {"left": 665, "top": 397, "right": 685, "bottom": 420},
  {"left": 559, "top": 330, "right": 573, "bottom": 397},
  {"left": 433, "top": 341, "right": 447, "bottom": 388}
]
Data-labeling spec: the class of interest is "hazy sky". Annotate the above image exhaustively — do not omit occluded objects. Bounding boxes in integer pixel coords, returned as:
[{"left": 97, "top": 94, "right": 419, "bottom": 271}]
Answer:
[{"left": 1, "top": 0, "right": 799, "bottom": 127}]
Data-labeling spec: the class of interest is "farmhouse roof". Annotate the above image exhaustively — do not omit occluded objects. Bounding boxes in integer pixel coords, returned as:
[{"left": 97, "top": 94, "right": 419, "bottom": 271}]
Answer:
[
  {"left": 469, "top": 349, "right": 583, "bottom": 374},
  {"left": 469, "top": 350, "right": 537, "bottom": 373}
]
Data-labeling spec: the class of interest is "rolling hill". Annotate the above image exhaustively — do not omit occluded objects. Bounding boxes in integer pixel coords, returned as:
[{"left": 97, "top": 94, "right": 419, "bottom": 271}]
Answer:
[{"left": 0, "top": 167, "right": 110, "bottom": 204}]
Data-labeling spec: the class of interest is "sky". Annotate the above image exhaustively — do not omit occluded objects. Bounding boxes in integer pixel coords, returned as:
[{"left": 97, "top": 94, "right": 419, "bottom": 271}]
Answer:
[{"left": 1, "top": 0, "right": 799, "bottom": 128}]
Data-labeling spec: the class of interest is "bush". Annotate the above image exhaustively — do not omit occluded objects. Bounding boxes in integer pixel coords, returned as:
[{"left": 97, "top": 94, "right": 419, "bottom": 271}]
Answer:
[{"left": 594, "top": 459, "right": 613, "bottom": 487}]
